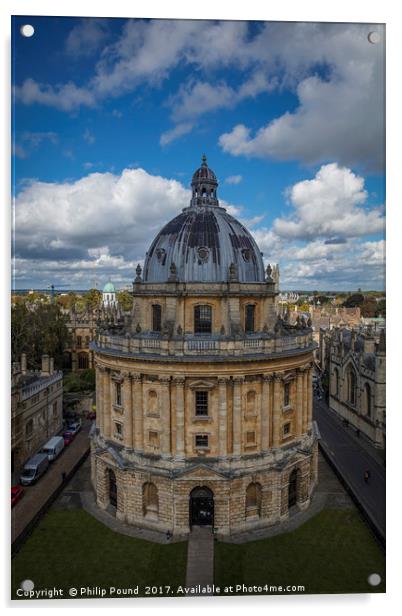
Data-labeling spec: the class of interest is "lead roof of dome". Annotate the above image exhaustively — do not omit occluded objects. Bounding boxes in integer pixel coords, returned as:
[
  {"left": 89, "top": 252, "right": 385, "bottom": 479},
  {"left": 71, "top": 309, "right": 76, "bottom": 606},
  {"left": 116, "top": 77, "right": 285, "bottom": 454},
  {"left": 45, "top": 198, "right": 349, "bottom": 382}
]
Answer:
[{"left": 143, "top": 156, "right": 265, "bottom": 284}]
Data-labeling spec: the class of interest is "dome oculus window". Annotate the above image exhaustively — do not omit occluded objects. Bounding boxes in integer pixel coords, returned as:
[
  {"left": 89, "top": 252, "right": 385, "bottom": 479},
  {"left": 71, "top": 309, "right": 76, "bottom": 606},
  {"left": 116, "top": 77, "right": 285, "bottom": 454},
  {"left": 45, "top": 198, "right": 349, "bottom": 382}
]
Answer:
[
  {"left": 197, "top": 246, "right": 209, "bottom": 263},
  {"left": 156, "top": 248, "right": 166, "bottom": 265},
  {"left": 241, "top": 248, "right": 251, "bottom": 262}
]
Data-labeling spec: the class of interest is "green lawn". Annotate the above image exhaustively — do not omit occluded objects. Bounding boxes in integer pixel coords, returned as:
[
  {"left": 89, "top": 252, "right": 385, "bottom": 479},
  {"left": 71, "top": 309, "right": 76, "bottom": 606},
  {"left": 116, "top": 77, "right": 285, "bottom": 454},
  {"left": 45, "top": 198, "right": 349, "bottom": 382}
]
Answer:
[
  {"left": 214, "top": 509, "right": 385, "bottom": 595},
  {"left": 12, "top": 509, "right": 187, "bottom": 600}
]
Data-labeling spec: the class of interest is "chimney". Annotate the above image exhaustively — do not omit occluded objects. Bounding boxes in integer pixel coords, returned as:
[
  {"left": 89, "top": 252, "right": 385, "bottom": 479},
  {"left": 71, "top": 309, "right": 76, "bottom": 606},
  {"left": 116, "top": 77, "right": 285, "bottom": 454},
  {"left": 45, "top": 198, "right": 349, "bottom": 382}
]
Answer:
[
  {"left": 41, "top": 354, "right": 50, "bottom": 377},
  {"left": 49, "top": 357, "right": 54, "bottom": 374},
  {"left": 21, "top": 352, "right": 27, "bottom": 375}
]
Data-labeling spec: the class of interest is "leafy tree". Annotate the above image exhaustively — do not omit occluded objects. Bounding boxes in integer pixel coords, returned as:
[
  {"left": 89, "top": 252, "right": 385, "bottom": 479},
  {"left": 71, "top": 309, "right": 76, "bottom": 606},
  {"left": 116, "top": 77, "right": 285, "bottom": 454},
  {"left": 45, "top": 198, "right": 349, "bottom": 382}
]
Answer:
[
  {"left": 360, "top": 299, "right": 377, "bottom": 318},
  {"left": 117, "top": 289, "right": 133, "bottom": 311},
  {"left": 63, "top": 369, "right": 95, "bottom": 393},
  {"left": 377, "top": 299, "right": 386, "bottom": 317},
  {"left": 11, "top": 303, "right": 71, "bottom": 369},
  {"left": 342, "top": 293, "right": 365, "bottom": 308},
  {"left": 83, "top": 288, "right": 102, "bottom": 310}
]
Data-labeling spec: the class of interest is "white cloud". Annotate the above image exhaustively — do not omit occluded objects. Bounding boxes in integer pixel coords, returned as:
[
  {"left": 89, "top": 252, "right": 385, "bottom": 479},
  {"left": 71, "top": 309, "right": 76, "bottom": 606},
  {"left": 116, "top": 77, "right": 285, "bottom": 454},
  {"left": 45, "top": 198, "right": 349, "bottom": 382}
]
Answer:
[
  {"left": 219, "top": 24, "right": 385, "bottom": 170},
  {"left": 160, "top": 122, "right": 194, "bottom": 147},
  {"left": 225, "top": 175, "right": 242, "bottom": 185},
  {"left": 14, "top": 131, "right": 58, "bottom": 159},
  {"left": 272, "top": 163, "right": 384, "bottom": 240},
  {"left": 14, "top": 20, "right": 384, "bottom": 169},
  {"left": 13, "top": 166, "right": 242, "bottom": 286},
  {"left": 83, "top": 128, "right": 96, "bottom": 144},
  {"left": 65, "top": 18, "right": 109, "bottom": 58}
]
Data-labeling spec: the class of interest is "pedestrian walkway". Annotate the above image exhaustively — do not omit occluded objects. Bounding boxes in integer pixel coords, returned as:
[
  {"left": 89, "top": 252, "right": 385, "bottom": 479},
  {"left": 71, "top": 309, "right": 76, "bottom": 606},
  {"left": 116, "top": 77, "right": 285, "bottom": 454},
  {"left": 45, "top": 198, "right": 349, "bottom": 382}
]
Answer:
[
  {"left": 11, "top": 422, "right": 91, "bottom": 545},
  {"left": 185, "top": 526, "right": 214, "bottom": 594}
]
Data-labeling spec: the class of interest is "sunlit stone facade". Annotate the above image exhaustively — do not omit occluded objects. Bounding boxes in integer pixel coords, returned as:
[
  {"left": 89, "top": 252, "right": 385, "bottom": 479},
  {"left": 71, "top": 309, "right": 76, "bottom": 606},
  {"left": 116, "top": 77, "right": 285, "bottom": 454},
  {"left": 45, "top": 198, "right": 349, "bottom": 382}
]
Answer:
[{"left": 90, "top": 156, "right": 318, "bottom": 538}]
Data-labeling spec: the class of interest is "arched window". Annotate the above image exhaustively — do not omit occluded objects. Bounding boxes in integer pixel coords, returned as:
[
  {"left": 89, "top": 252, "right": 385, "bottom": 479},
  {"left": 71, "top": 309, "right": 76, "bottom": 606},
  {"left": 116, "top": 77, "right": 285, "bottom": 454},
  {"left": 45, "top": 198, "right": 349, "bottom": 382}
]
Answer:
[
  {"left": 347, "top": 366, "right": 357, "bottom": 406},
  {"left": 245, "top": 482, "right": 262, "bottom": 518},
  {"left": 333, "top": 368, "right": 339, "bottom": 397},
  {"left": 364, "top": 383, "right": 372, "bottom": 417},
  {"left": 152, "top": 304, "right": 162, "bottom": 332},
  {"left": 143, "top": 482, "right": 159, "bottom": 519},
  {"left": 107, "top": 469, "right": 117, "bottom": 508},
  {"left": 245, "top": 304, "right": 255, "bottom": 333},
  {"left": 194, "top": 305, "right": 212, "bottom": 334}
]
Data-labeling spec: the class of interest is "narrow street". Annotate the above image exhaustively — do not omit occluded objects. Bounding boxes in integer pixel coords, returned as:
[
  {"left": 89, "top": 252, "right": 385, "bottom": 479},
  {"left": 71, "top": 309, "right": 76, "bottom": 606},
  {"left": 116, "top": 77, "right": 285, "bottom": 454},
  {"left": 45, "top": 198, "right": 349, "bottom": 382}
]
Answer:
[
  {"left": 314, "top": 397, "right": 385, "bottom": 539},
  {"left": 11, "top": 421, "right": 91, "bottom": 545}
]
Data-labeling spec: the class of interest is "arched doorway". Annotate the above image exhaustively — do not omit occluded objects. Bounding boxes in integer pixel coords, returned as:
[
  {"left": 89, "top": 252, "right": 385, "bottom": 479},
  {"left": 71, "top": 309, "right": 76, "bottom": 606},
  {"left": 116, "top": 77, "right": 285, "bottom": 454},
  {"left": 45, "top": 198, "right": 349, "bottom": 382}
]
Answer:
[
  {"left": 189, "top": 486, "right": 214, "bottom": 527},
  {"left": 288, "top": 469, "right": 299, "bottom": 509},
  {"left": 107, "top": 469, "right": 117, "bottom": 508}
]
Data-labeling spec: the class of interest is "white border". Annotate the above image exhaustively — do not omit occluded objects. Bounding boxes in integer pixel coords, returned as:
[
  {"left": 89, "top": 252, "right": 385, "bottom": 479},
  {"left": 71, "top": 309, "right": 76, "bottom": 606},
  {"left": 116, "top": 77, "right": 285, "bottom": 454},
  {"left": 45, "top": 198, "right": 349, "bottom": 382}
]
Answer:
[{"left": 1, "top": 1, "right": 400, "bottom": 614}]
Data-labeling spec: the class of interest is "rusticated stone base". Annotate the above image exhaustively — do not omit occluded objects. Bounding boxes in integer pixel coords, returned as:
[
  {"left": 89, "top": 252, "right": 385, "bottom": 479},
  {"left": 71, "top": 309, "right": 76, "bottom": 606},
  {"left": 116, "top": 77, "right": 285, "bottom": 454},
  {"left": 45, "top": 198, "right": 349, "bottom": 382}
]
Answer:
[{"left": 91, "top": 440, "right": 318, "bottom": 539}]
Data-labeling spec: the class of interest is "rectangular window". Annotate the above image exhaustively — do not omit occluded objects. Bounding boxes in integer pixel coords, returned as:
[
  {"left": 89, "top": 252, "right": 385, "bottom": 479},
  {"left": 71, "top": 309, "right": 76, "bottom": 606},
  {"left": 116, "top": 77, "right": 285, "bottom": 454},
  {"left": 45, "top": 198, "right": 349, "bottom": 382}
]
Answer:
[
  {"left": 195, "top": 434, "right": 209, "bottom": 448},
  {"left": 195, "top": 390, "right": 208, "bottom": 416},
  {"left": 53, "top": 401, "right": 58, "bottom": 417},
  {"left": 115, "top": 382, "right": 122, "bottom": 406},
  {"left": 245, "top": 304, "right": 255, "bottom": 333},
  {"left": 76, "top": 335, "right": 82, "bottom": 348},
  {"left": 25, "top": 419, "right": 33, "bottom": 437},
  {"left": 283, "top": 422, "right": 291, "bottom": 436},
  {"left": 114, "top": 422, "right": 123, "bottom": 439},
  {"left": 284, "top": 382, "right": 290, "bottom": 407},
  {"left": 194, "top": 305, "right": 212, "bottom": 334},
  {"left": 149, "top": 431, "right": 159, "bottom": 447},
  {"left": 152, "top": 304, "right": 162, "bottom": 332},
  {"left": 246, "top": 431, "right": 255, "bottom": 444}
]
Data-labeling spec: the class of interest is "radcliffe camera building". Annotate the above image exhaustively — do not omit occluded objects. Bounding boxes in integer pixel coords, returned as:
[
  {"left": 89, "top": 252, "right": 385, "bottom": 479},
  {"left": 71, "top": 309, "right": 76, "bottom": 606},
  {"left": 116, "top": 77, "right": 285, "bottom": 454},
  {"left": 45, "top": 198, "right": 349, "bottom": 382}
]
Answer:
[{"left": 90, "top": 156, "right": 318, "bottom": 538}]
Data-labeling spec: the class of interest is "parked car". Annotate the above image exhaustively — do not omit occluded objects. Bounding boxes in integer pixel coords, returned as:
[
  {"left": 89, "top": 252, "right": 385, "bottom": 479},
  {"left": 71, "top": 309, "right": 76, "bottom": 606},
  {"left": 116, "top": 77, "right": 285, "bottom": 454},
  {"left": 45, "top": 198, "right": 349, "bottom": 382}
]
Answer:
[
  {"left": 40, "top": 436, "right": 65, "bottom": 461},
  {"left": 63, "top": 431, "right": 74, "bottom": 446},
  {"left": 20, "top": 453, "right": 49, "bottom": 486},
  {"left": 11, "top": 485, "right": 24, "bottom": 507},
  {"left": 66, "top": 420, "right": 82, "bottom": 436}
]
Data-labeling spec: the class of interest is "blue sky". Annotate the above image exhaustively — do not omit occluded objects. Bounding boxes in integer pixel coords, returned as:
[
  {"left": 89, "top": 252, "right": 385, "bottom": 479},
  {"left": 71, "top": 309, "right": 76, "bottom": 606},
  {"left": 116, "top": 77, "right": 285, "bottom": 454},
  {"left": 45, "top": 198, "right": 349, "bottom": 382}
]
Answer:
[{"left": 12, "top": 16, "right": 385, "bottom": 290}]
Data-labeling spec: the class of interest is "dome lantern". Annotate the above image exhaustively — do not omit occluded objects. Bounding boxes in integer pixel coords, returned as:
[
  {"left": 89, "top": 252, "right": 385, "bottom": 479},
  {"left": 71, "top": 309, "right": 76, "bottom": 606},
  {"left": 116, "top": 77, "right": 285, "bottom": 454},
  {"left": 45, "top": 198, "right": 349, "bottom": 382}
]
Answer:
[{"left": 190, "top": 154, "right": 219, "bottom": 208}]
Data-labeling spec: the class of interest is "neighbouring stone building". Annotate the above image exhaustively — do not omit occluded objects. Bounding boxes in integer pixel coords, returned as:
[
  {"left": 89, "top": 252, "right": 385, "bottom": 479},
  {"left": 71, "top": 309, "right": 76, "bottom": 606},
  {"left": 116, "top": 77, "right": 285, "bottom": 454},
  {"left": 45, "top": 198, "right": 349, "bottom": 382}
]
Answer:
[
  {"left": 90, "top": 155, "right": 318, "bottom": 539},
  {"left": 63, "top": 309, "right": 97, "bottom": 371},
  {"left": 319, "top": 326, "right": 386, "bottom": 448},
  {"left": 11, "top": 353, "right": 63, "bottom": 477}
]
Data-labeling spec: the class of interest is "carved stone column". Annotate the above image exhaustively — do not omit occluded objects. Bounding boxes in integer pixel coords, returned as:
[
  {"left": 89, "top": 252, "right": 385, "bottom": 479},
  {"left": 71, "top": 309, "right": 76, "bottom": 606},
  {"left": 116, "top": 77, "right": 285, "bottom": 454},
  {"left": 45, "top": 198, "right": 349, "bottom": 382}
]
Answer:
[
  {"left": 174, "top": 377, "right": 185, "bottom": 460},
  {"left": 132, "top": 373, "right": 143, "bottom": 452},
  {"left": 103, "top": 368, "right": 111, "bottom": 439},
  {"left": 159, "top": 376, "right": 171, "bottom": 456},
  {"left": 296, "top": 369, "right": 304, "bottom": 438},
  {"left": 261, "top": 375, "right": 271, "bottom": 452},
  {"left": 232, "top": 376, "right": 244, "bottom": 456},
  {"left": 218, "top": 377, "right": 229, "bottom": 458},
  {"left": 122, "top": 372, "right": 133, "bottom": 448},
  {"left": 95, "top": 365, "right": 104, "bottom": 433},
  {"left": 302, "top": 369, "right": 308, "bottom": 433},
  {"left": 272, "top": 374, "right": 282, "bottom": 448},
  {"left": 307, "top": 367, "right": 313, "bottom": 429}
]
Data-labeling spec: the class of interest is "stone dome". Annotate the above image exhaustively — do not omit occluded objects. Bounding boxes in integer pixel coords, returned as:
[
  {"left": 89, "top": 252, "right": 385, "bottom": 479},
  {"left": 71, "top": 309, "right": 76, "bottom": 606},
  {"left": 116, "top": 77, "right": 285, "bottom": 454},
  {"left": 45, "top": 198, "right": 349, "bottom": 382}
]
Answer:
[{"left": 143, "top": 156, "right": 265, "bottom": 284}]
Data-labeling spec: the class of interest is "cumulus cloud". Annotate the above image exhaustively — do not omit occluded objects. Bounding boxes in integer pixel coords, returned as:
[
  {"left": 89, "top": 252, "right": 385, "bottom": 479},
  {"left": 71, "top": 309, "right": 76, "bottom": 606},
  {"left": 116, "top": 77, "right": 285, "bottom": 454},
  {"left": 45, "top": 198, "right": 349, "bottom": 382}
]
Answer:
[
  {"left": 272, "top": 163, "right": 384, "bottom": 240},
  {"left": 13, "top": 166, "right": 241, "bottom": 287},
  {"left": 13, "top": 20, "right": 384, "bottom": 169},
  {"left": 218, "top": 23, "right": 385, "bottom": 170},
  {"left": 13, "top": 131, "right": 58, "bottom": 159},
  {"left": 65, "top": 18, "right": 109, "bottom": 58},
  {"left": 225, "top": 175, "right": 243, "bottom": 185},
  {"left": 160, "top": 122, "right": 194, "bottom": 147}
]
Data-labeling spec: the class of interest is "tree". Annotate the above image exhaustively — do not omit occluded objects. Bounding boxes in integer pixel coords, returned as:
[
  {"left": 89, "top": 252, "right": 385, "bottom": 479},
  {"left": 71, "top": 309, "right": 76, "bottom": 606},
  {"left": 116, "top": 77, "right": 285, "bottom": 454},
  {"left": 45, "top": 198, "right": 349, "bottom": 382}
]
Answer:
[
  {"left": 117, "top": 289, "right": 133, "bottom": 311},
  {"left": 342, "top": 293, "right": 365, "bottom": 308},
  {"left": 83, "top": 288, "right": 102, "bottom": 310},
  {"left": 11, "top": 303, "right": 71, "bottom": 369}
]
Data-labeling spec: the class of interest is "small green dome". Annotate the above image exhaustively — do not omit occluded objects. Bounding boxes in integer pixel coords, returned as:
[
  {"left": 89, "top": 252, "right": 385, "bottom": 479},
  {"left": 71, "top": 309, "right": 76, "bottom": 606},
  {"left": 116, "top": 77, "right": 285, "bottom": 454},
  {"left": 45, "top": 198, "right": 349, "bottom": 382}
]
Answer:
[{"left": 103, "top": 281, "right": 115, "bottom": 293}]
